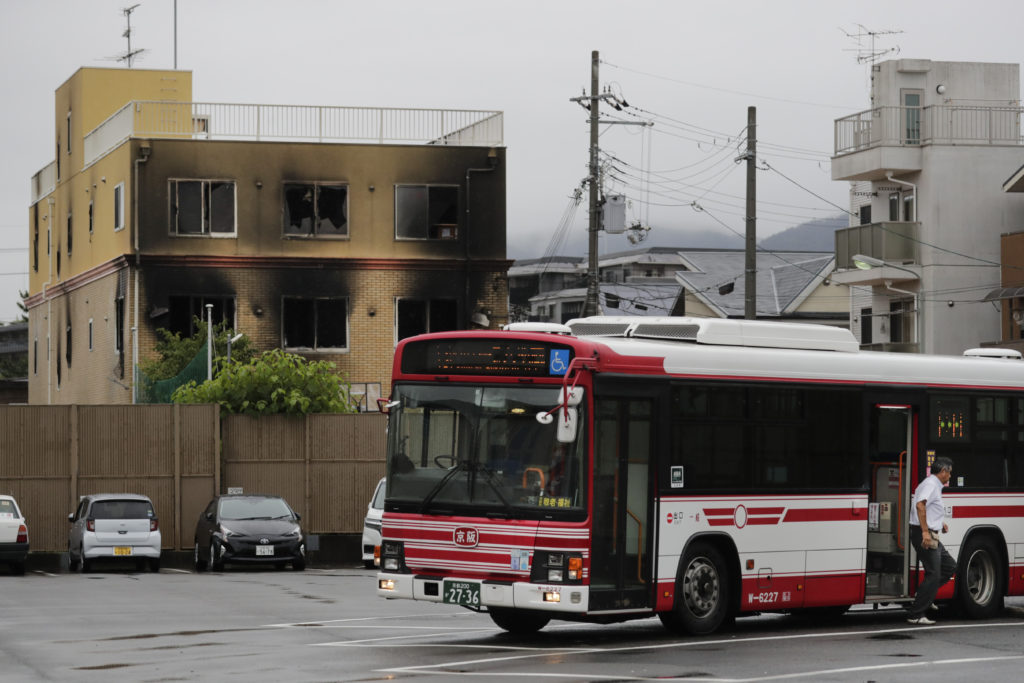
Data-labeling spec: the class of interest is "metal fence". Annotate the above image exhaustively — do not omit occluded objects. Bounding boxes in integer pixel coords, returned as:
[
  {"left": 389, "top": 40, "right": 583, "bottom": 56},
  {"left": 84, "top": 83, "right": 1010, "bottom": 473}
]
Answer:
[
  {"left": 834, "top": 105, "right": 1024, "bottom": 155},
  {"left": 0, "top": 406, "right": 386, "bottom": 553}
]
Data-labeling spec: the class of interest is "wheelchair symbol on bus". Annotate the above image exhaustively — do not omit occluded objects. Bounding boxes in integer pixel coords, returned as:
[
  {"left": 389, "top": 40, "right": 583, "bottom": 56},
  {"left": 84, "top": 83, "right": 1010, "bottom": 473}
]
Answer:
[{"left": 549, "top": 350, "right": 569, "bottom": 376}]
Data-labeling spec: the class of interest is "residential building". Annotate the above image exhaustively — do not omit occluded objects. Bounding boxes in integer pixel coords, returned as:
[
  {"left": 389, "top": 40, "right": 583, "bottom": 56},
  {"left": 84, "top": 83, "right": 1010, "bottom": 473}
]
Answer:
[
  {"left": 830, "top": 59, "right": 1024, "bottom": 354},
  {"left": 27, "top": 67, "right": 508, "bottom": 405},
  {"left": 521, "top": 246, "right": 845, "bottom": 324}
]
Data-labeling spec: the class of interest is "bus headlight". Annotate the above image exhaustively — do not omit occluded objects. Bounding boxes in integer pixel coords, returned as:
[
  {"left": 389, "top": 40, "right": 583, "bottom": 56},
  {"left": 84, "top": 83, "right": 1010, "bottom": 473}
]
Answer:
[
  {"left": 381, "top": 540, "right": 407, "bottom": 573},
  {"left": 547, "top": 569, "right": 564, "bottom": 582}
]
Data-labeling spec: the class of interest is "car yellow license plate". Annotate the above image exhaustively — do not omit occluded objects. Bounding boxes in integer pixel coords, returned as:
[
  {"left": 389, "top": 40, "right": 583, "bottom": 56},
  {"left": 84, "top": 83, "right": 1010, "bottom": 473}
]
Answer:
[{"left": 113, "top": 546, "right": 132, "bottom": 556}]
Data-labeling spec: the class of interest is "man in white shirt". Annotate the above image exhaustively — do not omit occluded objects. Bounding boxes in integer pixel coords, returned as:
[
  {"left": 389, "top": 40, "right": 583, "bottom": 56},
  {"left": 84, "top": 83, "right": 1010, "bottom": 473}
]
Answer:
[{"left": 907, "top": 457, "right": 956, "bottom": 625}]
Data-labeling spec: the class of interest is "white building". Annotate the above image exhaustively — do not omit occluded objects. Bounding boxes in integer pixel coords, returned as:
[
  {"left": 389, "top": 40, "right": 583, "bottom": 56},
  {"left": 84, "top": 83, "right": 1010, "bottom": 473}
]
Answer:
[{"left": 831, "top": 59, "right": 1024, "bottom": 354}]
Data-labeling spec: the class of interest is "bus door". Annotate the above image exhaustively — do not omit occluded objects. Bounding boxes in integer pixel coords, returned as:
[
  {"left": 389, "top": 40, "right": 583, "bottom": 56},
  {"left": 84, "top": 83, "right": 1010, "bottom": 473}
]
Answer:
[
  {"left": 589, "top": 397, "right": 654, "bottom": 612},
  {"left": 866, "top": 402, "right": 916, "bottom": 600}
]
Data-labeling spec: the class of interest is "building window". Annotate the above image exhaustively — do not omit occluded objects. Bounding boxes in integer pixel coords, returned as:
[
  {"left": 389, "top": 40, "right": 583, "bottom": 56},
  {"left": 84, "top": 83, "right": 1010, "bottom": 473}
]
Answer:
[
  {"left": 115, "top": 296, "right": 125, "bottom": 353},
  {"left": 66, "top": 111, "right": 71, "bottom": 154},
  {"left": 65, "top": 323, "right": 72, "bottom": 368},
  {"left": 88, "top": 200, "right": 94, "bottom": 235},
  {"left": 889, "top": 192, "right": 900, "bottom": 221},
  {"left": 282, "top": 297, "right": 348, "bottom": 351},
  {"left": 858, "top": 204, "right": 872, "bottom": 225},
  {"left": 32, "top": 206, "right": 38, "bottom": 272},
  {"left": 167, "top": 295, "right": 236, "bottom": 337},
  {"left": 66, "top": 211, "right": 72, "bottom": 256},
  {"left": 396, "top": 298, "right": 458, "bottom": 341},
  {"left": 114, "top": 183, "right": 124, "bottom": 231},
  {"left": 860, "top": 307, "right": 872, "bottom": 345},
  {"left": 283, "top": 183, "right": 348, "bottom": 237},
  {"left": 169, "top": 180, "right": 236, "bottom": 235},
  {"left": 889, "top": 299, "right": 914, "bottom": 343},
  {"left": 903, "top": 193, "right": 915, "bottom": 222},
  {"left": 33, "top": 337, "right": 37, "bottom": 375},
  {"left": 88, "top": 319, "right": 93, "bottom": 351},
  {"left": 395, "top": 185, "right": 459, "bottom": 240}
]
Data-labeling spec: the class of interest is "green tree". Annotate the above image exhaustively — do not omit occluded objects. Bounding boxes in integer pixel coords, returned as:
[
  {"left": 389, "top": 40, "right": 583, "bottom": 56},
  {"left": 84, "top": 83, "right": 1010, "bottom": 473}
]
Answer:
[
  {"left": 16, "top": 289, "right": 28, "bottom": 323},
  {"left": 140, "top": 318, "right": 255, "bottom": 381},
  {"left": 172, "top": 348, "right": 357, "bottom": 416}
]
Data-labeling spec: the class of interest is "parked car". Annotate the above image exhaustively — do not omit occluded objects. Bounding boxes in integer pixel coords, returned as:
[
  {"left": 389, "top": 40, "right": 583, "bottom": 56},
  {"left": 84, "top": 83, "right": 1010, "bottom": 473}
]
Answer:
[
  {"left": 0, "top": 495, "right": 29, "bottom": 575},
  {"left": 361, "top": 478, "right": 386, "bottom": 568},
  {"left": 194, "top": 494, "right": 305, "bottom": 572},
  {"left": 68, "top": 493, "right": 161, "bottom": 573}
]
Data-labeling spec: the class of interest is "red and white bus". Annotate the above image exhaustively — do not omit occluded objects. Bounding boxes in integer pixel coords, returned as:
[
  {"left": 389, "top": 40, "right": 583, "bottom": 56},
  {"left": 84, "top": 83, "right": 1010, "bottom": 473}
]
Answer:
[{"left": 376, "top": 316, "right": 1024, "bottom": 634}]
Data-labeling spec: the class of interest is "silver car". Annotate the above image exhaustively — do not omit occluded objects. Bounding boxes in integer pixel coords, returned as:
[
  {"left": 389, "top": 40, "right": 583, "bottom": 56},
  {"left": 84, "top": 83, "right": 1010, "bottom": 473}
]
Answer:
[
  {"left": 0, "top": 495, "right": 29, "bottom": 575},
  {"left": 361, "top": 478, "right": 385, "bottom": 568},
  {"left": 68, "top": 493, "right": 161, "bottom": 572}
]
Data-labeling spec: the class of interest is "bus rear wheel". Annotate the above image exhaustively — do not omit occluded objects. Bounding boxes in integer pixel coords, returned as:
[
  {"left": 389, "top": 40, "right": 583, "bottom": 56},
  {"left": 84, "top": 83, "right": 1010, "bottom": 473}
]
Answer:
[
  {"left": 660, "top": 541, "right": 731, "bottom": 635},
  {"left": 488, "top": 607, "right": 550, "bottom": 635},
  {"left": 956, "top": 535, "right": 1004, "bottom": 619}
]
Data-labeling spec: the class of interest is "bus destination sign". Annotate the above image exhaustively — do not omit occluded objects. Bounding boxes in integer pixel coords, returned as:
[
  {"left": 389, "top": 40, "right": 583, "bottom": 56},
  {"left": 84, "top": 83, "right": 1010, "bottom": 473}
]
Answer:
[{"left": 401, "top": 339, "right": 574, "bottom": 377}]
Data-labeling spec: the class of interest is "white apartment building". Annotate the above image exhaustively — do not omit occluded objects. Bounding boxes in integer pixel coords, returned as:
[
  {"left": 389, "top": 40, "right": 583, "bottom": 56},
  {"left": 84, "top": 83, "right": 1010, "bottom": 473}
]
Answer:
[{"left": 831, "top": 59, "right": 1024, "bottom": 355}]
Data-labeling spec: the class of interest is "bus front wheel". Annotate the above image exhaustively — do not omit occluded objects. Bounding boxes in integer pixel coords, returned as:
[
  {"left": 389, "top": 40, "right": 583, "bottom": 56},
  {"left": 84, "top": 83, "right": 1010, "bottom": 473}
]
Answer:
[
  {"left": 956, "top": 535, "right": 1004, "bottom": 619},
  {"left": 660, "top": 541, "right": 732, "bottom": 635},
  {"left": 488, "top": 607, "right": 550, "bottom": 635}
]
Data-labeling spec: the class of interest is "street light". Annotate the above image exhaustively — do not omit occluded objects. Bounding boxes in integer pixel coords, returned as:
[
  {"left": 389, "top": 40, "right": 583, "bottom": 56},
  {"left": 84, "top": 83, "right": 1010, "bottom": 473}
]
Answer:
[{"left": 226, "top": 333, "right": 243, "bottom": 365}]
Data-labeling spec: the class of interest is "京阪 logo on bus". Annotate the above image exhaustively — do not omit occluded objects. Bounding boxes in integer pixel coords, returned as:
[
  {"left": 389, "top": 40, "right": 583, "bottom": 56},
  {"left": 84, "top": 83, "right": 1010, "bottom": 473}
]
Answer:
[{"left": 453, "top": 527, "right": 479, "bottom": 547}]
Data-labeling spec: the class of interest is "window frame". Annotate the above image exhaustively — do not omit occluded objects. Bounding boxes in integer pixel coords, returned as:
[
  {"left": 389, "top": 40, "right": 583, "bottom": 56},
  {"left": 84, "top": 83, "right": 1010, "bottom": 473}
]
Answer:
[
  {"left": 282, "top": 181, "right": 350, "bottom": 239},
  {"left": 281, "top": 296, "right": 350, "bottom": 352},
  {"left": 394, "top": 184, "right": 460, "bottom": 241},
  {"left": 113, "top": 182, "right": 125, "bottom": 232},
  {"left": 394, "top": 297, "right": 459, "bottom": 344},
  {"left": 168, "top": 179, "right": 237, "bottom": 237}
]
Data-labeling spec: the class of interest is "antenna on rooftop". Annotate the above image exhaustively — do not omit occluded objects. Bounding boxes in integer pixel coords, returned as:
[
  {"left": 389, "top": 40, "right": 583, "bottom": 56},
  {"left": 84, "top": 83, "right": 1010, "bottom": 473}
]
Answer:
[
  {"left": 117, "top": 4, "right": 147, "bottom": 68},
  {"left": 841, "top": 24, "right": 902, "bottom": 66}
]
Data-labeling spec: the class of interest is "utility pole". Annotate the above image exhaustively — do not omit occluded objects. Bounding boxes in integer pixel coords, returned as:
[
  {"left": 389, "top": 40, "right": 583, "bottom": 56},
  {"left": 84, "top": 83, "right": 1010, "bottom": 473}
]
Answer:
[
  {"left": 584, "top": 50, "right": 601, "bottom": 317},
  {"left": 744, "top": 106, "right": 757, "bottom": 320}
]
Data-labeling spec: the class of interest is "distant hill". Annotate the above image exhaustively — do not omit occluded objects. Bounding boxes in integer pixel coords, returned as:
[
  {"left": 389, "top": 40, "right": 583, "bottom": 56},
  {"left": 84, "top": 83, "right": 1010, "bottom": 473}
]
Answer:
[{"left": 759, "top": 215, "right": 848, "bottom": 251}]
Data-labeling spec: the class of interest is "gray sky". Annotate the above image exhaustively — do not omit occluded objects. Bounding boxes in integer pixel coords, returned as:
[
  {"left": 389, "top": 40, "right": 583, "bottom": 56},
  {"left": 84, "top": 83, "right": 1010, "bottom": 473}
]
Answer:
[{"left": 2, "top": 0, "right": 1022, "bottom": 322}]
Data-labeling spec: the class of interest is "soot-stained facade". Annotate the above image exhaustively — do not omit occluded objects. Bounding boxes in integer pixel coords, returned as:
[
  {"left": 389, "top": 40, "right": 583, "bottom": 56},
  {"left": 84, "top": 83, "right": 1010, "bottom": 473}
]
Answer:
[{"left": 26, "top": 67, "right": 509, "bottom": 405}]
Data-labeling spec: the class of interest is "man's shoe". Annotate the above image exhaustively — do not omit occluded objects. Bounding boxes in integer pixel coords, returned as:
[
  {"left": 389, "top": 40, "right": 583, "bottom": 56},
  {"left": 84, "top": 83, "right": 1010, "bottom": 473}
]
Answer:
[
  {"left": 907, "top": 616, "right": 936, "bottom": 625},
  {"left": 928, "top": 603, "right": 940, "bottom": 612}
]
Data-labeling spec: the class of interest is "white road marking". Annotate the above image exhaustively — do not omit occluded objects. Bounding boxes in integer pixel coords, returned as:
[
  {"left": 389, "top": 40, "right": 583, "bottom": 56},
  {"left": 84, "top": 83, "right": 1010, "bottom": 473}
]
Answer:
[
  {"left": 265, "top": 611, "right": 479, "bottom": 628},
  {"left": 32, "top": 570, "right": 59, "bottom": 577},
  {"left": 163, "top": 568, "right": 191, "bottom": 574}
]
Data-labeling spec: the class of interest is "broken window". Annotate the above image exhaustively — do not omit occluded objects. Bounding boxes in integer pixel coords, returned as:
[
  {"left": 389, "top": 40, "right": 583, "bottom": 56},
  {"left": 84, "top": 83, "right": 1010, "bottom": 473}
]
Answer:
[
  {"left": 396, "top": 298, "right": 458, "bottom": 341},
  {"left": 32, "top": 206, "right": 38, "bottom": 272},
  {"left": 283, "top": 183, "right": 348, "bottom": 236},
  {"left": 67, "top": 211, "right": 72, "bottom": 256},
  {"left": 170, "top": 180, "right": 236, "bottom": 235},
  {"left": 65, "top": 323, "right": 72, "bottom": 368},
  {"left": 282, "top": 297, "right": 348, "bottom": 350},
  {"left": 167, "top": 295, "right": 236, "bottom": 337},
  {"left": 114, "top": 183, "right": 124, "bottom": 231},
  {"left": 395, "top": 185, "right": 459, "bottom": 240}
]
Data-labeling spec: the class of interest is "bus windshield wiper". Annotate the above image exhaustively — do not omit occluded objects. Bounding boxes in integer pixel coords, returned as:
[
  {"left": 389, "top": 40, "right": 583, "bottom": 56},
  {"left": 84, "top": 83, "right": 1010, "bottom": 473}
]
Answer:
[
  {"left": 420, "top": 461, "right": 468, "bottom": 514},
  {"left": 474, "top": 464, "right": 512, "bottom": 514}
]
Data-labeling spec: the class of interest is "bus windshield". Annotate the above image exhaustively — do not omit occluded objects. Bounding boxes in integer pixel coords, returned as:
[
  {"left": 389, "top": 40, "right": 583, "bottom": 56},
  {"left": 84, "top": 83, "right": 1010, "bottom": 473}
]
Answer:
[{"left": 386, "top": 384, "right": 586, "bottom": 517}]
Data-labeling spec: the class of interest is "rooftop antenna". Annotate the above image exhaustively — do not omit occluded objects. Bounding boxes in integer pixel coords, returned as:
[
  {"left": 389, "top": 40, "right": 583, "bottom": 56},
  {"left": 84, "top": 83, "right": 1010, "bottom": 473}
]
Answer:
[
  {"left": 117, "top": 4, "right": 147, "bottom": 68},
  {"left": 841, "top": 24, "right": 901, "bottom": 102}
]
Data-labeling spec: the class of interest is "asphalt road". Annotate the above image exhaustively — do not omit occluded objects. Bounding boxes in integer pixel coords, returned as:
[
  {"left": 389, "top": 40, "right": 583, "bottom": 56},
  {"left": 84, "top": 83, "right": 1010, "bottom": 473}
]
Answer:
[{"left": 2, "top": 563, "right": 1024, "bottom": 682}]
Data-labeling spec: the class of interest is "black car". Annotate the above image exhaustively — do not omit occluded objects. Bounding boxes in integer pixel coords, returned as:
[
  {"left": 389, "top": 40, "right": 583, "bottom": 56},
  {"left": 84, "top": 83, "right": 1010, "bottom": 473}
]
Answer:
[{"left": 193, "top": 495, "right": 305, "bottom": 572}]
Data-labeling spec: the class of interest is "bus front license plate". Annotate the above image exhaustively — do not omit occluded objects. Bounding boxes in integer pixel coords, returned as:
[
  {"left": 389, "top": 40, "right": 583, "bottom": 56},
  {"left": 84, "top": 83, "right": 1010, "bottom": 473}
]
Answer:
[{"left": 442, "top": 580, "right": 480, "bottom": 606}]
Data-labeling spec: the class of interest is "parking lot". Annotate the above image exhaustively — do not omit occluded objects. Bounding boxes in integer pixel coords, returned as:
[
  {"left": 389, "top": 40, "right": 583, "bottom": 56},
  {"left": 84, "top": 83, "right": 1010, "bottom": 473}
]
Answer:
[{"left": 4, "top": 562, "right": 1024, "bottom": 682}]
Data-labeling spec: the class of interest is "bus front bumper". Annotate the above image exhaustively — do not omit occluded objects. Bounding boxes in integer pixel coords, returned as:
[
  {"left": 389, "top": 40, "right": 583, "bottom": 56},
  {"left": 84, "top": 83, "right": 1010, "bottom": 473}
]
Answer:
[{"left": 377, "top": 572, "right": 590, "bottom": 613}]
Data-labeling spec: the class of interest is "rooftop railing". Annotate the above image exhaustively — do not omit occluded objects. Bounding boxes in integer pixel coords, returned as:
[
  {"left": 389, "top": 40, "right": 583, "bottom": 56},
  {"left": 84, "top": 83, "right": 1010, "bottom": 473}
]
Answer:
[
  {"left": 82, "top": 100, "right": 504, "bottom": 168},
  {"left": 835, "top": 104, "right": 1023, "bottom": 155}
]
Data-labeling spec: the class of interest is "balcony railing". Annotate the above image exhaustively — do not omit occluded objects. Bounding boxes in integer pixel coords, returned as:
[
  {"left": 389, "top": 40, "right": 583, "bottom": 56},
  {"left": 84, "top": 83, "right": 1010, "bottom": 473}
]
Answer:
[
  {"left": 30, "top": 161, "right": 57, "bottom": 204},
  {"left": 834, "top": 221, "right": 919, "bottom": 269},
  {"left": 83, "top": 100, "right": 504, "bottom": 168},
  {"left": 835, "top": 105, "right": 1023, "bottom": 155}
]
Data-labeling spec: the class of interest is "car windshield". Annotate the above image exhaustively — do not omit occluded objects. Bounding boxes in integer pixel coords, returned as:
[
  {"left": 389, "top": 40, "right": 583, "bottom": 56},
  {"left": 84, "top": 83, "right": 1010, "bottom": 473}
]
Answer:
[
  {"left": 91, "top": 500, "right": 154, "bottom": 519},
  {"left": 370, "top": 480, "right": 386, "bottom": 510},
  {"left": 0, "top": 499, "right": 19, "bottom": 518},
  {"left": 385, "top": 384, "right": 586, "bottom": 517},
  {"left": 219, "top": 497, "right": 293, "bottom": 520}
]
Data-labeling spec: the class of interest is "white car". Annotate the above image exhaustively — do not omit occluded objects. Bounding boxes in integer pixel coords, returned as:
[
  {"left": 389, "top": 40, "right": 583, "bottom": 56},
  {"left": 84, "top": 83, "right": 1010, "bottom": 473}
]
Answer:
[
  {"left": 0, "top": 495, "right": 29, "bottom": 575},
  {"left": 361, "top": 478, "right": 386, "bottom": 568},
  {"left": 68, "top": 493, "right": 162, "bottom": 572}
]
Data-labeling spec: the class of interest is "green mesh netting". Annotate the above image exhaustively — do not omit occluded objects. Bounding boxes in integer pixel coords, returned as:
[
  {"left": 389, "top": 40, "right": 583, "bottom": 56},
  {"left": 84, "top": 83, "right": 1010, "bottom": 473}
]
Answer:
[{"left": 135, "top": 342, "right": 209, "bottom": 404}]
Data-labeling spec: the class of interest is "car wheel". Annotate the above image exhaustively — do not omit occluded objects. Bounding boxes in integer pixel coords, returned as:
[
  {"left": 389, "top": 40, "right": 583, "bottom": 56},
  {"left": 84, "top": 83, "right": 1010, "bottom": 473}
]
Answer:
[
  {"left": 79, "top": 556, "right": 91, "bottom": 574},
  {"left": 659, "top": 541, "right": 732, "bottom": 636},
  {"left": 363, "top": 559, "right": 376, "bottom": 569},
  {"left": 68, "top": 546, "right": 79, "bottom": 572},
  {"left": 149, "top": 558, "right": 161, "bottom": 573},
  {"left": 194, "top": 541, "right": 207, "bottom": 572},
  {"left": 209, "top": 540, "right": 224, "bottom": 572},
  {"left": 956, "top": 535, "right": 1004, "bottom": 619},
  {"left": 292, "top": 559, "right": 306, "bottom": 571},
  {"left": 10, "top": 561, "right": 25, "bottom": 576}
]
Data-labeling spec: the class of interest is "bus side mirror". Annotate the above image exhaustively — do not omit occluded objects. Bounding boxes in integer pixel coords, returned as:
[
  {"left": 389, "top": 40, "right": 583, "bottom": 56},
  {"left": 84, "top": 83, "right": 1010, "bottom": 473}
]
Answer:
[{"left": 556, "top": 407, "right": 578, "bottom": 443}]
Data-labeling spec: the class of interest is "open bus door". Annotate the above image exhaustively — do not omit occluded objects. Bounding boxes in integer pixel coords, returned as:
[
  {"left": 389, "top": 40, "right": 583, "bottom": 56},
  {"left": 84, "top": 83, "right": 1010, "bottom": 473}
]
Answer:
[
  {"left": 866, "top": 402, "right": 916, "bottom": 602},
  {"left": 589, "top": 396, "right": 654, "bottom": 612}
]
